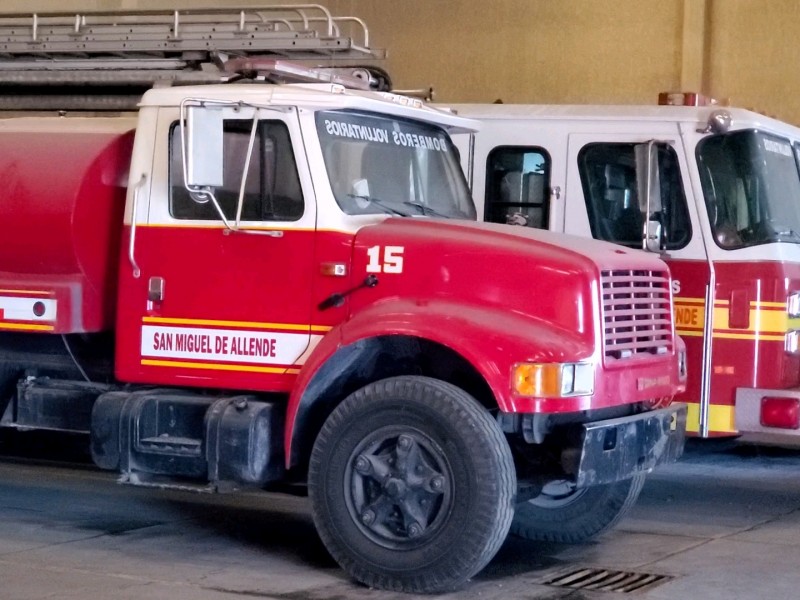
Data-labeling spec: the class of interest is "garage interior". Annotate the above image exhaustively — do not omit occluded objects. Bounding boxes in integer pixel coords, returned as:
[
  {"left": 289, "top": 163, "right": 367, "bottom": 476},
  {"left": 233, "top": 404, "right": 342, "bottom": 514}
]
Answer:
[{"left": 1, "top": 1, "right": 799, "bottom": 599}]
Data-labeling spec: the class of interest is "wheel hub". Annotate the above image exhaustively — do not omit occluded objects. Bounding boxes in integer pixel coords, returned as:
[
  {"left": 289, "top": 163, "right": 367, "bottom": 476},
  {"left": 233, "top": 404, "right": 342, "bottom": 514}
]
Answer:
[
  {"left": 385, "top": 478, "right": 407, "bottom": 499},
  {"left": 347, "top": 428, "right": 452, "bottom": 548}
]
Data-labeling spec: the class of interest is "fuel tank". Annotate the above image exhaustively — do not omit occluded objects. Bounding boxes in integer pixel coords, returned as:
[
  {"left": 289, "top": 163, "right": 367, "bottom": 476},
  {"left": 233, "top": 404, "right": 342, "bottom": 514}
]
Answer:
[{"left": 0, "top": 117, "right": 136, "bottom": 333}]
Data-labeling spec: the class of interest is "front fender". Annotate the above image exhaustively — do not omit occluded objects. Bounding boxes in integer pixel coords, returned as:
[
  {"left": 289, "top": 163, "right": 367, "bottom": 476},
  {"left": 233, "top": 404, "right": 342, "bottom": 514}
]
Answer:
[{"left": 285, "top": 297, "right": 594, "bottom": 468}]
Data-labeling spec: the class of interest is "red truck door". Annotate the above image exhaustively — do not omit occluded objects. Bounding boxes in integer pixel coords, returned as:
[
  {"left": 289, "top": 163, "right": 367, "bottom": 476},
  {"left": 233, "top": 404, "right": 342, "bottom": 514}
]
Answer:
[{"left": 116, "top": 109, "right": 317, "bottom": 392}]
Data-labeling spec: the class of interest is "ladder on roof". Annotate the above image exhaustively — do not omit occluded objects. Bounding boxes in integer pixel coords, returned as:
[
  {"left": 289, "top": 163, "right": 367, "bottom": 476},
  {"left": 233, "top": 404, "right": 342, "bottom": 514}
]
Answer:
[{"left": 0, "top": 5, "right": 388, "bottom": 110}]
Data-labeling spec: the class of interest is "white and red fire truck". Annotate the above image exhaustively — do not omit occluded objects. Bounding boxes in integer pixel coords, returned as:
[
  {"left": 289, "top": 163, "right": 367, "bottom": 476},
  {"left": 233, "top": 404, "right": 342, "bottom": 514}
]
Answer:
[
  {"left": 0, "top": 8, "right": 687, "bottom": 593},
  {"left": 451, "top": 95, "right": 800, "bottom": 440}
]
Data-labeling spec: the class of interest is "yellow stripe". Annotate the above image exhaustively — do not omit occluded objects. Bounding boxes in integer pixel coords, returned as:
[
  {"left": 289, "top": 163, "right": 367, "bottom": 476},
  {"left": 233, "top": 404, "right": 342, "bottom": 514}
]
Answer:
[
  {"left": 677, "top": 297, "right": 796, "bottom": 337},
  {"left": 674, "top": 303, "right": 705, "bottom": 331},
  {"left": 749, "top": 309, "right": 792, "bottom": 333},
  {"left": 678, "top": 329, "right": 785, "bottom": 341},
  {"left": 0, "top": 323, "right": 54, "bottom": 331},
  {"left": 141, "top": 359, "right": 300, "bottom": 375},
  {"left": 676, "top": 329, "right": 705, "bottom": 337},
  {"left": 677, "top": 298, "right": 787, "bottom": 309},
  {"left": 713, "top": 332, "right": 785, "bottom": 341},
  {"left": 710, "top": 307, "right": 791, "bottom": 335},
  {"left": 685, "top": 402, "right": 736, "bottom": 434},
  {"left": 142, "top": 316, "right": 331, "bottom": 333},
  {"left": 757, "top": 301, "right": 788, "bottom": 309},
  {"left": 0, "top": 289, "right": 52, "bottom": 296}
]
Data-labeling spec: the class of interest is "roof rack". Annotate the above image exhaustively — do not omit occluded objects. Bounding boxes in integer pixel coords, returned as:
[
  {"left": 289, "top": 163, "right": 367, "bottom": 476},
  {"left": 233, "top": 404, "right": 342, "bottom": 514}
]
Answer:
[{"left": 0, "top": 5, "right": 388, "bottom": 111}]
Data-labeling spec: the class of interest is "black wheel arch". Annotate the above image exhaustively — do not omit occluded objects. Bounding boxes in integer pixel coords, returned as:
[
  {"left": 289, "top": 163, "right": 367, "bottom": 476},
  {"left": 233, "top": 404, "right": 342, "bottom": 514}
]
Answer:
[{"left": 288, "top": 335, "right": 495, "bottom": 476}]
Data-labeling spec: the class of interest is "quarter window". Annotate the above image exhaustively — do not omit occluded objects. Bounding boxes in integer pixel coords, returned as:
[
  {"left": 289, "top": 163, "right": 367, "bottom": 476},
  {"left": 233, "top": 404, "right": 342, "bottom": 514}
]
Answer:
[{"left": 485, "top": 147, "right": 550, "bottom": 228}]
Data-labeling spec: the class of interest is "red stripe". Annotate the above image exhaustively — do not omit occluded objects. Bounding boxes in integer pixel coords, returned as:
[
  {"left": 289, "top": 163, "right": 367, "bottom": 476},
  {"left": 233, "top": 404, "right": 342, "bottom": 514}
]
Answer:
[{"left": 143, "top": 356, "right": 298, "bottom": 369}]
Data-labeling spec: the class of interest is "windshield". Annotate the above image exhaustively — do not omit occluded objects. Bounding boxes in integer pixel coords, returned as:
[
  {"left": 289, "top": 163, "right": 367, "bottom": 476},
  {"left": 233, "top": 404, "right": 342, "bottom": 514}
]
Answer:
[
  {"left": 315, "top": 110, "right": 476, "bottom": 219},
  {"left": 697, "top": 130, "right": 800, "bottom": 249}
]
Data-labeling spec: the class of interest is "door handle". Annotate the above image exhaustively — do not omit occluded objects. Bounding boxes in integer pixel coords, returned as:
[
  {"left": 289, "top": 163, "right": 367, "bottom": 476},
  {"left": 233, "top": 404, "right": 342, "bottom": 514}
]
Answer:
[{"left": 148, "top": 276, "right": 165, "bottom": 302}]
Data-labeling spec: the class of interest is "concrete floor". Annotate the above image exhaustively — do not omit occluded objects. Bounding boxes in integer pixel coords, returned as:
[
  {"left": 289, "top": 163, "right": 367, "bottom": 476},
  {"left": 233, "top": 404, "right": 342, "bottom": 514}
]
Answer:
[{"left": 0, "top": 435, "right": 799, "bottom": 599}]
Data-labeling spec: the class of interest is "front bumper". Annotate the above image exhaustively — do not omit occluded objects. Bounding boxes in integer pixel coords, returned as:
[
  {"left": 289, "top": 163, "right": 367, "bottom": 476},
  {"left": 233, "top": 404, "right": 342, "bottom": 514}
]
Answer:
[{"left": 574, "top": 403, "right": 687, "bottom": 488}]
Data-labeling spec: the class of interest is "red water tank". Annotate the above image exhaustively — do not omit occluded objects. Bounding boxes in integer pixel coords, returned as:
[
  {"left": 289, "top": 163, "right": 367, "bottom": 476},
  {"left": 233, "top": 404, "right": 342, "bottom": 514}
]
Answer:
[{"left": 0, "top": 117, "right": 136, "bottom": 333}]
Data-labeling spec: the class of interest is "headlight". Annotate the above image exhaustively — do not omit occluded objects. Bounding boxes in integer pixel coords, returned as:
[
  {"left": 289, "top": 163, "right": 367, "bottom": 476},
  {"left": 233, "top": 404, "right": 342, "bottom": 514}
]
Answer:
[
  {"left": 512, "top": 362, "right": 594, "bottom": 397},
  {"left": 788, "top": 291, "right": 800, "bottom": 318},
  {"left": 678, "top": 347, "right": 688, "bottom": 381},
  {"left": 786, "top": 330, "right": 800, "bottom": 354}
]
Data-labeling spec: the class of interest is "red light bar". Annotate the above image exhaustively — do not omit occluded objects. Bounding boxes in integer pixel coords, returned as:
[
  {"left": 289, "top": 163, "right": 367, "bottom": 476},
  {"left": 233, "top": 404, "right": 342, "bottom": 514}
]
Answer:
[
  {"left": 760, "top": 396, "right": 800, "bottom": 430},
  {"left": 658, "top": 92, "right": 718, "bottom": 106}
]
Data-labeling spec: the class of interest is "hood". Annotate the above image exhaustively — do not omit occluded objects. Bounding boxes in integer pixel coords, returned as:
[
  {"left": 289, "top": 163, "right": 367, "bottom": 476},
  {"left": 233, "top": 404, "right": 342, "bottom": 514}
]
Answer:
[{"left": 349, "top": 218, "right": 671, "bottom": 343}]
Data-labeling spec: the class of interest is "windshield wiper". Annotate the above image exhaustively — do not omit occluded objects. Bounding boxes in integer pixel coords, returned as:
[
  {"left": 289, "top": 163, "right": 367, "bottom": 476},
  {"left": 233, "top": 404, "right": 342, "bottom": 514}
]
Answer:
[
  {"left": 774, "top": 229, "right": 800, "bottom": 243},
  {"left": 346, "top": 194, "right": 413, "bottom": 217},
  {"left": 403, "top": 201, "right": 453, "bottom": 218}
]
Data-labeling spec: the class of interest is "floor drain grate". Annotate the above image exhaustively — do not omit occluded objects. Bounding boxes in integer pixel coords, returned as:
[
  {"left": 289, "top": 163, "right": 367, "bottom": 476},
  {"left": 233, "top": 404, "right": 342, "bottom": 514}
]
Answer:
[{"left": 543, "top": 567, "right": 673, "bottom": 594}]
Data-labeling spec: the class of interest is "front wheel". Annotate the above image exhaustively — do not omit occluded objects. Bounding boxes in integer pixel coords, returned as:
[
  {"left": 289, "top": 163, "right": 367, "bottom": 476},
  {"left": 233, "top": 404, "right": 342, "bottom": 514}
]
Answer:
[
  {"left": 511, "top": 474, "right": 645, "bottom": 543},
  {"left": 308, "top": 376, "right": 516, "bottom": 593}
]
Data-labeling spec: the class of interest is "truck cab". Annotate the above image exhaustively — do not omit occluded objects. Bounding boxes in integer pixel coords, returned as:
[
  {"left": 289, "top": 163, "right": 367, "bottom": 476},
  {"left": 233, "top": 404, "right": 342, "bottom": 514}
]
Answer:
[{"left": 451, "top": 99, "right": 800, "bottom": 439}]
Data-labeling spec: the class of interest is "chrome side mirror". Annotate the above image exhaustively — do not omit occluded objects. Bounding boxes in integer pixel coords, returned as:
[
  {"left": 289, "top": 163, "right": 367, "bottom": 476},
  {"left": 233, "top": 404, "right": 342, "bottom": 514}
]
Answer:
[
  {"left": 184, "top": 105, "right": 224, "bottom": 189},
  {"left": 635, "top": 141, "right": 664, "bottom": 252}
]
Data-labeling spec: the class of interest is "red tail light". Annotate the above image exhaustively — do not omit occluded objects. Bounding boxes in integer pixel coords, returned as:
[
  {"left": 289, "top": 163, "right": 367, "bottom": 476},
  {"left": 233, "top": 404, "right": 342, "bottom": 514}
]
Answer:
[{"left": 760, "top": 397, "right": 800, "bottom": 430}]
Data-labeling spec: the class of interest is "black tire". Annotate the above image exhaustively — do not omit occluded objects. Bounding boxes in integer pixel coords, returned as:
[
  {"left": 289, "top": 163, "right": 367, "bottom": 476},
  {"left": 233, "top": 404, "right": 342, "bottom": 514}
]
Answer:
[
  {"left": 511, "top": 474, "right": 645, "bottom": 543},
  {"left": 308, "top": 376, "right": 516, "bottom": 593}
]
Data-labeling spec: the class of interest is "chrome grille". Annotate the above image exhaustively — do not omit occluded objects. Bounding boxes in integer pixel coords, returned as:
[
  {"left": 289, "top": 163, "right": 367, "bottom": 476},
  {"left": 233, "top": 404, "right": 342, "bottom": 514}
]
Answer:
[{"left": 601, "top": 269, "right": 673, "bottom": 360}]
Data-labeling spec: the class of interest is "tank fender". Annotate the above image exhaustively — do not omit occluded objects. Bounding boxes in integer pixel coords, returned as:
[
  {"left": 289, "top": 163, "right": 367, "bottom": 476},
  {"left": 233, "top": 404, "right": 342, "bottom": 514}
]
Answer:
[{"left": 285, "top": 297, "right": 594, "bottom": 469}]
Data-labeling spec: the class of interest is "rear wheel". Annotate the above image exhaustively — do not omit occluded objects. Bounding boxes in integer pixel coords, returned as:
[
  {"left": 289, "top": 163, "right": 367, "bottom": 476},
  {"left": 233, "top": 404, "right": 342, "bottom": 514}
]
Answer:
[
  {"left": 511, "top": 474, "right": 645, "bottom": 543},
  {"left": 308, "top": 376, "right": 516, "bottom": 593}
]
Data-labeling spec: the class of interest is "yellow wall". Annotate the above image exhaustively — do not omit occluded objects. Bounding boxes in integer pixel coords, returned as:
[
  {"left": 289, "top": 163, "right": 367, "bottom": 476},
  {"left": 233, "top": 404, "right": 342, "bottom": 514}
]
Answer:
[
  {"left": 705, "top": 0, "right": 800, "bottom": 121},
  {"left": 6, "top": 0, "right": 800, "bottom": 123}
]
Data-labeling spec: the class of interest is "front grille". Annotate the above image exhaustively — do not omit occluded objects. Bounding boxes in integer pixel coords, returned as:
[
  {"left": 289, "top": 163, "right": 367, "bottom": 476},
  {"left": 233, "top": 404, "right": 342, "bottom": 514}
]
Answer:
[{"left": 601, "top": 269, "right": 673, "bottom": 360}]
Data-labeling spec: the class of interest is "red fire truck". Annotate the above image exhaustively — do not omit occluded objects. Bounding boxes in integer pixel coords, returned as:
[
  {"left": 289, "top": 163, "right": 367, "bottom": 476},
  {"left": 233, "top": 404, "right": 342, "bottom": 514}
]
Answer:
[
  {"left": 452, "top": 95, "right": 800, "bottom": 439},
  {"left": 0, "top": 8, "right": 686, "bottom": 593}
]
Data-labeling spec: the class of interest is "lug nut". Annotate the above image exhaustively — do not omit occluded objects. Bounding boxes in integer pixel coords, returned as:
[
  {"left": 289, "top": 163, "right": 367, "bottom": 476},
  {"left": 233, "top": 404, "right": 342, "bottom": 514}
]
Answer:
[
  {"left": 361, "top": 510, "right": 376, "bottom": 525},
  {"left": 408, "top": 522, "right": 422, "bottom": 538},
  {"left": 354, "top": 455, "right": 371, "bottom": 474},
  {"left": 397, "top": 435, "right": 412, "bottom": 449},
  {"left": 430, "top": 475, "right": 445, "bottom": 491}
]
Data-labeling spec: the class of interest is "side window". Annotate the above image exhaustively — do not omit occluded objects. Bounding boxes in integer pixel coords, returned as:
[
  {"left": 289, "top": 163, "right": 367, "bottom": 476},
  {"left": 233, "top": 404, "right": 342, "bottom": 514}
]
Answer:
[
  {"left": 485, "top": 146, "right": 550, "bottom": 228},
  {"left": 170, "top": 119, "right": 303, "bottom": 221},
  {"left": 578, "top": 143, "right": 691, "bottom": 250}
]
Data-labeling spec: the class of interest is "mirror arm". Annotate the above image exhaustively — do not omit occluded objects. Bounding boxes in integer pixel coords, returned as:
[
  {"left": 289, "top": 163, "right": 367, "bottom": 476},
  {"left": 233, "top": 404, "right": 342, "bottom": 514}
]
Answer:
[
  {"left": 642, "top": 140, "right": 654, "bottom": 251},
  {"left": 189, "top": 187, "right": 282, "bottom": 238},
  {"left": 236, "top": 108, "right": 261, "bottom": 228}
]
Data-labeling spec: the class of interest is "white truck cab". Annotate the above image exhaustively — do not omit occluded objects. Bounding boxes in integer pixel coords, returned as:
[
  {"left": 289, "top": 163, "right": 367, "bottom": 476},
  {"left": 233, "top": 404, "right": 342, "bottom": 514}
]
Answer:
[{"left": 450, "top": 98, "right": 800, "bottom": 439}]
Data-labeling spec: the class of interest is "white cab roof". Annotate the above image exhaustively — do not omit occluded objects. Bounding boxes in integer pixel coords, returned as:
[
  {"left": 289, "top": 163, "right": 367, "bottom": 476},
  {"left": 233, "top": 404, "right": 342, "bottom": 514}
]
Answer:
[
  {"left": 446, "top": 103, "right": 800, "bottom": 138},
  {"left": 141, "top": 84, "right": 478, "bottom": 133}
]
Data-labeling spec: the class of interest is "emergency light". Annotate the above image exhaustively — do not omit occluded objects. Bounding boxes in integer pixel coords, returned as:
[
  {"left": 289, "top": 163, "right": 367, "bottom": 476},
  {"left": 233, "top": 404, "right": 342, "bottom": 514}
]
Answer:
[{"left": 658, "top": 92, "right": 718, "bottom": 106}]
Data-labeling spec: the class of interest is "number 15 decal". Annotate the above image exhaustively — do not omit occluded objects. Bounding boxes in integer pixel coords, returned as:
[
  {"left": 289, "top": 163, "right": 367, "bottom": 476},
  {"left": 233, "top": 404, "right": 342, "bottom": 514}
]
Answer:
[{"left": 366, "top": 245, "right": 405, "bottom": 274}]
